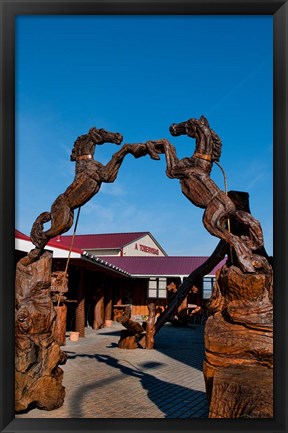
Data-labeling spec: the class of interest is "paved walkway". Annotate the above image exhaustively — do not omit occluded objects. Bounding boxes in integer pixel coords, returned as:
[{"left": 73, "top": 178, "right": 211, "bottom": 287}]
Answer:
[{"left": 16, "top": 322, "right": 209, "bottom": 419}]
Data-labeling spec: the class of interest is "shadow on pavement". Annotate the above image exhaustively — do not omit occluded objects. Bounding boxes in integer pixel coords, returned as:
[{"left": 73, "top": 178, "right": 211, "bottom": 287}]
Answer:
[
  {"left": 67, "top": 353, "right": 208, "bottom": 418},
  {"left": 97, "top": 322, "right": 205, "bottom": 372},
  {"left": 154, "top": 323, "right": 206, "bottom": 372}
]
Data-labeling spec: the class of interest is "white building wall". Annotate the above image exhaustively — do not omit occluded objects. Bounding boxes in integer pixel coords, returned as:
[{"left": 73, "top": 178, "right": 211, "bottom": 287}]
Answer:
[
  {"left": 15, "top": 238, "right": 81, "bottom": 259},
  {"left": 86, "top": 248, "right": 120, "bottom": 257},
  {"left": 123, "top": 234, "right": 165, "bottom": 257}
]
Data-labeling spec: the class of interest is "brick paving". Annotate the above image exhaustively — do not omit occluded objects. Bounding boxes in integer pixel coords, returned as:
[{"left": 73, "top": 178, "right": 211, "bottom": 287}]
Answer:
[{"left": 16, "top": 322, "right": 209, "bottom": 419}]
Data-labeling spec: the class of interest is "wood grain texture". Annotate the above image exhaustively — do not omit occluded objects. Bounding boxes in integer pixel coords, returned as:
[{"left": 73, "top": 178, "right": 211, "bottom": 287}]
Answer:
[{"left": 207, "top": 366, "right": 273, "bottom": 418}]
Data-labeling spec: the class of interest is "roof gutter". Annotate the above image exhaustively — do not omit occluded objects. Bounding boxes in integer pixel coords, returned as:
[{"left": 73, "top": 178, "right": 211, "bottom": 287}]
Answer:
[{"left": 81, "top": 252, "right": 131, "bottom": 277}]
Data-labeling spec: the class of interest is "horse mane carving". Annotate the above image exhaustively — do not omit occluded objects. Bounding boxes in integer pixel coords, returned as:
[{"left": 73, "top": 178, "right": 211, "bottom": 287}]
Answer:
[
  {"left": 184, "top": 115, "right": 222, "bottom": 162},
  {"left": 70, "top": 127, "right": 122, "bottom": 161}
]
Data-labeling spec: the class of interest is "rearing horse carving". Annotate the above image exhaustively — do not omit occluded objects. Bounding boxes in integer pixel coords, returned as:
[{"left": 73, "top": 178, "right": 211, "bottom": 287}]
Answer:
[
  {"left": 26, "top": 127, "right": 158, "bottom": 264},
  {"left": 145, "top": 115, "right": 265, "bottom": 273}
]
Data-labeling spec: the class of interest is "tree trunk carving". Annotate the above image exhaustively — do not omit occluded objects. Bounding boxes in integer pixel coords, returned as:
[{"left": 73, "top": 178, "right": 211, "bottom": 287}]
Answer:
[
  {"left": 203, "top": 262, "right": 273, "bottom": 418},
  {"left": 15, "top": 252, "right": 66, "bottom": 412},
  {"left": 116, "top": 305, "right": 157, "bottom": 350},
  {"left": 116, "top": 306, "right": 145, "bottom": 349}
]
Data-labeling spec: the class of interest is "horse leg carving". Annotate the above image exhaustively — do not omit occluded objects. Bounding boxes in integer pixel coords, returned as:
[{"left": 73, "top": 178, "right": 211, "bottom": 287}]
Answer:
[
  {"left": 146, "top": 139, "right": 179, "bottom": 179},
  {"left": 44, "top": 194, "right": 74, "bottom": 239},
  {"left": 30, "top": 195, "right": 74, "bottom": 250},
  {"left": 234, "top": 210, "right": 264, "bottom": 250},
  {"left": 124, "top": 142, "right": 162, "bottom": 160},
  {"left": 100, "top": 144, "right": 144, "bottom": 183},
  {"left": 24, "top": 211, "right": 53, "bottom": 265},
  {"left": 203, "top": 201, "right": 256, "bottom": 273},
  {"left": 145, "top": 140, "right": 167, "bottom": 161},
  {"left": 30, "top": 211, "right": 51, "bottom": 250},
  {"left": 102, "top": 142, "right": 161, "bottom": 183}
]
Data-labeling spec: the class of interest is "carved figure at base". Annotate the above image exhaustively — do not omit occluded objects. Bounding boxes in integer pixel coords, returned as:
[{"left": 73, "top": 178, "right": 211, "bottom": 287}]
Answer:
[
  {"left": 15, "top": 252, "right": 67, "bottom": 412},
  {"left": 203, "top": 260, "right": 273, "bottom": 418}
]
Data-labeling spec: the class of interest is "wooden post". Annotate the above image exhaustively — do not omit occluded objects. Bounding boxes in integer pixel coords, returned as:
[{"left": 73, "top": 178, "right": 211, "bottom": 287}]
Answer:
[
  {"left": 104, "top": 288, "right": 113, "bottom": 327},
  {"left": 93, "top": 286, "right": 105, "bottom": 330},
  {"left": 75, "top": 269, "right": 85, "bottom": 337},
  {"left": 146, "top": 303, "right": 156, "bottom": 350},
  {"left": 178, "top": 296, "right": 188, "bottom": 315},
  {"left": 53, "top": 304, "right": 67, "bottom": 346}
]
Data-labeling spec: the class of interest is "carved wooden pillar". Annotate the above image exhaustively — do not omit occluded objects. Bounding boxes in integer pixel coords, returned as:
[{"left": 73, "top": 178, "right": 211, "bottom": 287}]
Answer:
[
  {"left": 15, "top": 251, "right": 66, "bottom": 412},
  {"left": 203, "top": 263, "right": 273, "bottom": 418},
  {"left": 75, "top": 269, "right": 85, "bottom": 337},
  {"left": 53, "top": 304, "right": 67, "bottom": 346},
  {"left": 146, "top": 303, "right": 156, "bottom": 350},
  {"left": 93, "top": 284, "right": 105, "bottom": 330},
  {"left": 104, "top": 288, "right": 113, "bottom": 326},
  {"left": 50, "top": 270, "right": 69, "bottom": 346}
]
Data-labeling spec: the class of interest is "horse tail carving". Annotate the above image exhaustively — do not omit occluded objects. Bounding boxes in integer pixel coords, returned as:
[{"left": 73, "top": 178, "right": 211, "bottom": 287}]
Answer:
[{"left": 30, "top": 211, "right": 51, "bottom": 249}]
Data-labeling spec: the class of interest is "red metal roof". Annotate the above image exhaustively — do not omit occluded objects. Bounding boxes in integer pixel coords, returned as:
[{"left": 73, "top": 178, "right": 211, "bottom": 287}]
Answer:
[
  {"left": 15, "top": 229, "right": 30, "bottom": 241},
  {"left": 96, "top": 256, "right": 226, "bottom": 277},
  {"left": 57, "top": 232, "right": 151, "bottom": 250},
  {"left": 15, "top": 229, "right": 83, "bottom": 254}
]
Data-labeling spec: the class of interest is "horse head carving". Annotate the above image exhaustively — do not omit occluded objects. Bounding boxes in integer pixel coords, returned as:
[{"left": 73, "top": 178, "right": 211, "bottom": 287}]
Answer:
[
  {"left": 169, "top": 115, "right": 222, "bottom": 163},
  {"left": 70, "top": 127, "right": 123, "bottom": 161}
]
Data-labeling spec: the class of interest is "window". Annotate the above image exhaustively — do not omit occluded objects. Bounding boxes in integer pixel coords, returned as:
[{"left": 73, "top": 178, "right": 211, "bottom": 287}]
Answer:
[
  {"left": 203, "top": 276, "right": 215, "bottom": 299},
  {"left": 148, "top": 277, "right": 167, "bottom": 299}
]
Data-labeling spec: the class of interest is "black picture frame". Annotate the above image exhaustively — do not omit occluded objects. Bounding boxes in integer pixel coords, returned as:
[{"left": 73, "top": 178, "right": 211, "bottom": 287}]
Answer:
[{"left": 1, "top": 1, "right": 287, "bottom": 432}]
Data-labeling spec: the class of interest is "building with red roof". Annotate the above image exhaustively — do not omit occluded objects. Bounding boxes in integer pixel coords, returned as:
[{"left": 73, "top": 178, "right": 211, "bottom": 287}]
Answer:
[{"left": 15, "top": 229, "right": 226, "bottom": 336}]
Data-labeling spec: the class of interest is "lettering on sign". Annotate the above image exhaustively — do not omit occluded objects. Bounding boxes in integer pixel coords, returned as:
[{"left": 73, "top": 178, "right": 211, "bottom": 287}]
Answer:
[{"left": 139, "top": 244, "right": 159, "bottom": 255}]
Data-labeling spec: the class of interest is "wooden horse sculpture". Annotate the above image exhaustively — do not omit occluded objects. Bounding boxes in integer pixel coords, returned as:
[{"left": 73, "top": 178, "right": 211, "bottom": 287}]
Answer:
[
  {"left": 26, "top": 127, "right": 158, "bottom": 264},
  {"left": 145, "top": 115, "right": 266, "bottom": 273}
]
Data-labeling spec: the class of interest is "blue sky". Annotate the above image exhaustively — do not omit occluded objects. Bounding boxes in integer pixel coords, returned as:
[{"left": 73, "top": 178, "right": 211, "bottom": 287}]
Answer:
[{"left": 15, "top": 15, "right": 273, "bottom": 256}]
